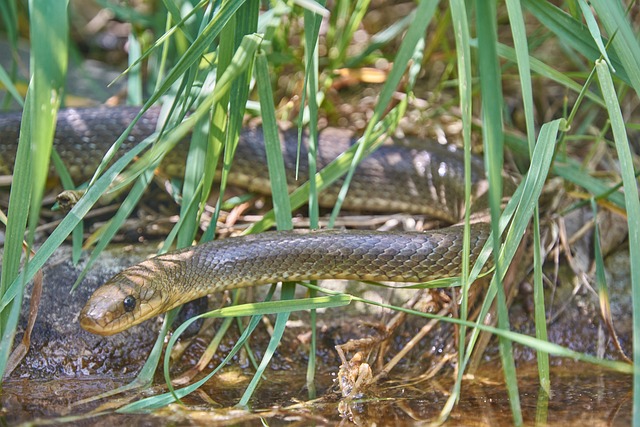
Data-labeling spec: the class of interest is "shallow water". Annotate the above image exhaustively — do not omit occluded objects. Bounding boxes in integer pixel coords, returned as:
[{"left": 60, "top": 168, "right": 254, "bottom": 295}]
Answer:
[{"left": 2, "top": 361, "right": 630, "bottom": 426}]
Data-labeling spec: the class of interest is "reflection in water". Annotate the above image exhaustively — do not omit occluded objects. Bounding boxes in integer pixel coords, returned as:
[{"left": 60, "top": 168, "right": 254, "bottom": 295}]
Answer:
[
  {"left": 447, "top": 364, "right": 630, "bottom": 427},
  {"left": 2, "top": 362, "right": 631, "bottom": 426}
]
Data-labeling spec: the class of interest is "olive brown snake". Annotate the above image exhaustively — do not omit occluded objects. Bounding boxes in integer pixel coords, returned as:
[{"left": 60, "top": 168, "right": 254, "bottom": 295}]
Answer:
[{"left": 0, "top": 106, "right": 492, "bottom": 335}]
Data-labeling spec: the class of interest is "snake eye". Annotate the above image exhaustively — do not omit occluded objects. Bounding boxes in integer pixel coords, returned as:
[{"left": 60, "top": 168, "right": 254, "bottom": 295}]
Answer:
[{"left": 123, "top": 295, "right": 137, "bottom": 312}]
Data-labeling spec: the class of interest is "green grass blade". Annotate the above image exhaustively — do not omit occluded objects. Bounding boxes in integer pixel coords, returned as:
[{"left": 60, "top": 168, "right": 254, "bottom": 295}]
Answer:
[
  {"left": 0, "top": 0, "right": 19, "bottom": 110},
  {"left": 334, "top": 0, "right": 371, "bottom": 65},
  {"left": 328, "top": 0, "right": 438, "bottom": 226},
  {"left": 0, "top": 138, "right": 152, "bottom": 314},
  {"left": 126, "top": 33, "right": 143, "bottom": 105},
  {"left": 177, "top": 106, "right": 211, "bottom": 247},
  {"left": 256, "top": 50, "right": 292, "bottom": 230},
  {"left": 89, "top": 0, "right": 250, "bottom": 185},
  {"left": 238, "top": 283, "right": 296, "bottom": 407},
  {"left": 72, "top": 27, "right": 259, "bottom": 292},
  {"left": 299, "top": 2, "right": 323, "bottom": 229},
  {"left": 594, "top": 58, "right": 640, "bottom": 427},
  {"left": 244, "top": 101, "right": 407, "bottom": 234},
  {"left": 552, "top": 159, "right": 626, "bottom": 209},
  {"left": 0, "top": 0, "right": 17, "bottom": 50},
  {"left": 505, "top": 0, "right": 549, "bottom": 393},
  {"left": 460, "top": 119, "right": 562, "bottom": 415},
  {"left": 201, "top": 2, "right": 259, "bottom": 242},
  {"left": 0, "top": 100, "right": 32, "bottom": 331},
  {"left": 69, "top": 169, "right": 156, "bottom": 291},
  {"left": 124, "top": 295, "right": 351, "bottom": 412},
  {"left": 499, "top": 120, "right": 562, "bottom": 294},
  {"left": 576, "top": 0, "right": 614, "bottom": 71},
  {"left": 112, "top": 35, "right": 262, "bottom": 191},
  {"left": 237, "top": 47, "right": 297, "bottom": 406},
  {"left": 25, "top": 0, "right": 69, "bottom": 269},
  {"left": 522, "top": 0, "right": 629, "bottom": 84},
  {"left": 439, "top": 0, "right": 473, "bottom": 420},
  {"left": 303, "top": 283, "right": 632, "bottom": 373},
  {"left": 93, "top": 0, "right": 151, "bottom": 24},
  {"left": 475, "top": 0, "right": 521, "bottom": 423},
  {"left": 469, "top": 39, "right": 606, "bottom": 107},
  {"left": 0, "top": 0, "right": 68, "bottom": 380},
  {"left": 298, "top": 2, "right": 325, "bottom": 397},
  {"left": 49, "top": 150, "right": 84, "bottom": 264},
  {"left": 589, "top": 1, "right": 640, "bottom": 97},
  {"left": 198, "top": 11, "right": 236, "bottom": 243},
  {"left": 0, "top": 65, "right": 23, "bottom": 107},
  {"left": 343, "top": 10, "right": 414, "bottom": 68},
  {"left": 200, "top": 295, "right": 354, "bottom": 319},
  {"left": 170, "top": 4, "right": 223, "bottom": 249},
  {"left": 293, "top": 0, "right": 329, "bottom": 17},
  {"left": 116, "top": 0, "right": 209, "bottom": 82}
]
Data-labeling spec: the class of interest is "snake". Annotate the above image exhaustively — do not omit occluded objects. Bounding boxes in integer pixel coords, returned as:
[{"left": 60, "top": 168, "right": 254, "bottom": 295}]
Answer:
[{"left": 0, "top": 106, "right": 493, "bottom": 336}]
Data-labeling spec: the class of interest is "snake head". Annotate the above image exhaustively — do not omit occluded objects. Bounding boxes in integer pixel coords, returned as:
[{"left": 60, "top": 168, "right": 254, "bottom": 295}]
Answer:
[{"left": 79, "top": 262, "right": 171, "bottom": 336}]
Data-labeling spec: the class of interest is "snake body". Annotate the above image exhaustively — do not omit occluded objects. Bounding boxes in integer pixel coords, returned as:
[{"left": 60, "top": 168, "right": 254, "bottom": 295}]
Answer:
[
  {"left": 79, "top": 225, "right": 489, "bottom": 335},
  {"left": 0, "top": 106, "right": 488, "bottom": 222},
  {"left": 0, "top": 107, "right": 492, "bottom": 336}
]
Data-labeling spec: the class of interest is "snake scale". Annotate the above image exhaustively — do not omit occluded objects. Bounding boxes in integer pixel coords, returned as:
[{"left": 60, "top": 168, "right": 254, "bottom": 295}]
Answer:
[{"left": 0, "top": 106, "right": 492, "bottom": 335}]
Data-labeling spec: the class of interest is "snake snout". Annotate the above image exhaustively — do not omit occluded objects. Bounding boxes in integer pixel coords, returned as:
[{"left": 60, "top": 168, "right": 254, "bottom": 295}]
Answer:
[
  {"left": 79, "top": 304, "right": 114, "bottom": 336},
  {"left": 79, "top": 283, "right": 133, "bottom": 336},
  {"left": 79, "top": 268, "right": 172, "bottom": 335}
]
